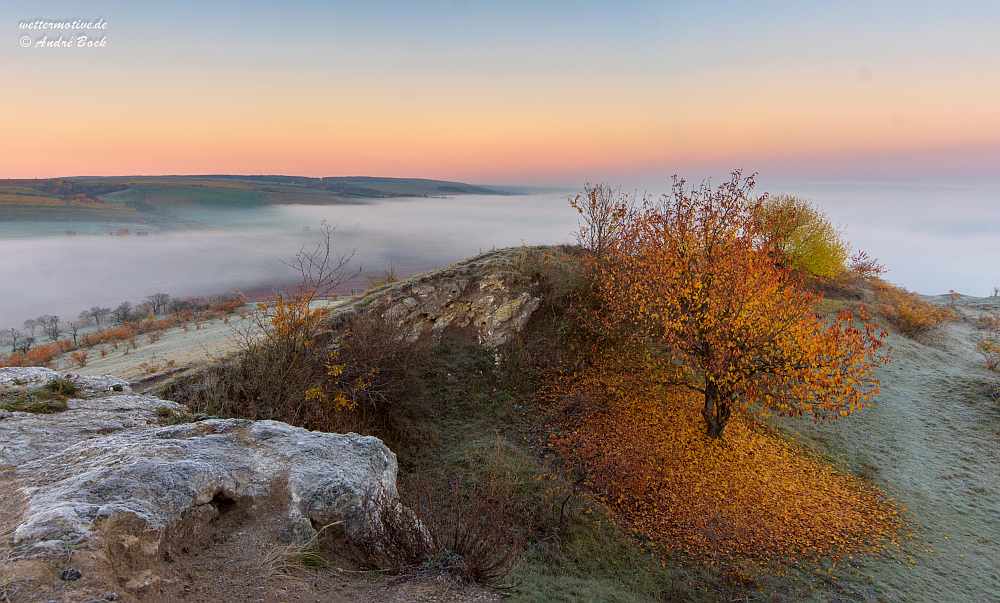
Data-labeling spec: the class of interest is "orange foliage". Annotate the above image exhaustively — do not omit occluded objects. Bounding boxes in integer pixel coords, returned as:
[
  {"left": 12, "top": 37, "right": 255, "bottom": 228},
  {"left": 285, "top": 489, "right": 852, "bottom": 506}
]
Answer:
[
  {"left": 81, "top": 325, "right": 140, "bottom": 348},
  {"left": 0, "top": 342, "right": 61, "bottom": 367},
  {"left": 869, "top": 279, "right": 955, "bottom": 337},
  {"left": 255, "top": 293, "right": 327, "bottom": 351},
  {"left": 593, "top": 171, "right": 890, "bottom": 438},
  {"left": 70, "top": 350, "right": 89, "bottom": 367},
  {"left": 542, "top": 353, "right": 906, "bottom": 570}
]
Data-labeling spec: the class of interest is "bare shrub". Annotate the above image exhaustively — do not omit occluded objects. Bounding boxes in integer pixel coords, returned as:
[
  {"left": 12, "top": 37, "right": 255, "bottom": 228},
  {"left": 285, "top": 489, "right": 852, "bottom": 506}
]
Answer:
[
  {"left": 355, "top": 454, "right": 527, "bottom": 587},
  {"left": 569, "top": 183, "right": 632, "bottom": 257},
  {"left": 171, "top": 222, "right": 415, "bottom": 432},
  {"left": 326, "top": 305, "right": 423, "bottom": 412},
  {"left": 973, "top": 311, "right": 1000, "bottom": 333}
]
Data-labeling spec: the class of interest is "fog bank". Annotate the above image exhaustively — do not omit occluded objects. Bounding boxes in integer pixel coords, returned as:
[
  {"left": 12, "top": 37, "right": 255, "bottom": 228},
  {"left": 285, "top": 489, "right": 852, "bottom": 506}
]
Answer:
[{"left": 0, "top": 193, "right": 578, "bottom": 330}]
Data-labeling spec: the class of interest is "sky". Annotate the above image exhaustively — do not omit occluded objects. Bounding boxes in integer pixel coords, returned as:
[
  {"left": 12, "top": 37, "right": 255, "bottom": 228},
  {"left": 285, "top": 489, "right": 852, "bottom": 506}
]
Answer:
[
  {"left": 3, "top": 0, "right": 999, "bottom": 185},
  {"left": 3, "top": 1, "right": 1000, "bottom": 299}
]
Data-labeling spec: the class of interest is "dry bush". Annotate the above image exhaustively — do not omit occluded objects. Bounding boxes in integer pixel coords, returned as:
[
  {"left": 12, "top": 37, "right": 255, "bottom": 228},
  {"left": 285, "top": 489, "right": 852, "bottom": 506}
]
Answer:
[
  {"left": 354, "top": 451, "right": 527, "bottom": 587},
  {"left": 569, "top": 183, "right": 632, "bottom": 257},
  {"left": 325, "top": 305, "right": 423, "bottom": 412},
  {"left": 70, "top": 350, "right": 88, "bottom": 367},
  {"left": 81, "top": 325, "right": 140, "bottom": 348},
  {"left": 977, "top": 339, "right": 1000, "bottom": 372},
  {"left": 166, "top": 222, "right": 419, "bottom": 432},
  {"left": 175, "top": 296, "right": 424, "bottom": 433},
  {"left": 869, "top": 279, "right": 955, "bottom": 337},
  {"left": 0, "top": 342, "right": 61, "bottom": 367},
  {"left": 180, "top": 294, "right": 330, "bottom": 425},
  {"left": 972, "top": 311, "right": 1000, "bottom": 371},
  {"left": 363, "top": 263, "right": 399, "bottom": 291}
]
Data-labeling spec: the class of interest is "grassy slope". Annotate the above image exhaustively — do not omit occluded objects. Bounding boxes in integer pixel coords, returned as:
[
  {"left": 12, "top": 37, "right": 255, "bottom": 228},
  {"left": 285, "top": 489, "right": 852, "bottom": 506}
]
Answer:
[
  {"left": 33, "top": 249, "right": 1000, "bottom": 602},
  {"left": 0, "top": 185, "right": 139, "bottom": 222},
  {"left": 102, "top": 183, "right": 267, "bottom": 209},
  {"left": 780, "top": 296, "right": 1000, "bottom": 603}
]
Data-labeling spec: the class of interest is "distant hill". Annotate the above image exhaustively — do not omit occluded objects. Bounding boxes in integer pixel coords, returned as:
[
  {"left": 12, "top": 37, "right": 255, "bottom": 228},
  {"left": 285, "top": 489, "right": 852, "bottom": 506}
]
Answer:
[{"left": 0, "top": 175, "right": 516, "bottom": 226}]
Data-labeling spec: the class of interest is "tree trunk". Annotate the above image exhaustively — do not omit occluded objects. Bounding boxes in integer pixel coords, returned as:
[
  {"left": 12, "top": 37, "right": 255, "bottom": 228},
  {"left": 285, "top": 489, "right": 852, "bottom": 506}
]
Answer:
[{"left": 701, "top": 379, "right": 732, "bottom": 439}]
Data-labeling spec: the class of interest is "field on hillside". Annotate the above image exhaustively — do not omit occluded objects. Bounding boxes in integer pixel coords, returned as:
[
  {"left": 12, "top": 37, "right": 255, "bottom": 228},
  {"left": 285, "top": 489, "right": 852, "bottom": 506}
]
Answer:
[
  {"left": 0, "top": 176, "right": 516, "bottom": 230},
  {"left": 0, "top": 184, "right": 139, "bottom": 222},
  {"left": 103, "top": 182, "right": 265, "bottom": 208}
]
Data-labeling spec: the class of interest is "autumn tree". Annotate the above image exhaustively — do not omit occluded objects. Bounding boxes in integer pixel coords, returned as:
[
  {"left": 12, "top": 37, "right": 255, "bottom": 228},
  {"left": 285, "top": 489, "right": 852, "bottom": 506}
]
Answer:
[
  {"left": 595, "top": 171, "right": 890, "bottom": 438},
  {"left": 754, "top": 194, "right": 851, "bottom": 279}
]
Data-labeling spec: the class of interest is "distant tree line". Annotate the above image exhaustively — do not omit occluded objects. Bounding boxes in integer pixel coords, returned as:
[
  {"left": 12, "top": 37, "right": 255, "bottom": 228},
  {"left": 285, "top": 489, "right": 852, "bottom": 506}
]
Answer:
[
  {"left": 1, "top": 292, "right": 243, "bottom": 356},
  {"left": 1, "top": 291, "right": 248, "bottom": 369}
]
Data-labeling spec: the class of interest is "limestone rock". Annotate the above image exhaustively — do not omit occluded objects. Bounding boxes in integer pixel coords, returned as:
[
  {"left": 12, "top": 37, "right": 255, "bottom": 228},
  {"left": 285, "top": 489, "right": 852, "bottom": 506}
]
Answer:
[
  {"left": 355, "top": 251, "right": 542, "bottom": 347},
  {"left": 0, "top": 366, "right": 131, "bottom": 397},
  {"left": 1, "top": 391, "right": 182, "bottom": 468},
  {"left": 1, "top": 368, "right": 399, "bottom": 564}
]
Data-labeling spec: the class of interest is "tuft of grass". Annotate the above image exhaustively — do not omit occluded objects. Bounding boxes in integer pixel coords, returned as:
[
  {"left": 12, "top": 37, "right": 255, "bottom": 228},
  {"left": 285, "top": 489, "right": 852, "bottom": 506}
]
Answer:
[
  {"left": 261, "top": 523, "right": 338, "bottom": 576},
  {"left": 44, "top": 377, "right": 79, "bottom": 398},
  {"left": 0, "top": 378, "right": 78, "bottom": 414}
]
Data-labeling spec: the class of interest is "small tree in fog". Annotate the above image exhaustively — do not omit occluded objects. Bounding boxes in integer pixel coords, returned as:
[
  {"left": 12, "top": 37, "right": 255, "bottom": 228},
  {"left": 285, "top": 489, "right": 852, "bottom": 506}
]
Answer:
[
  {"left": 39, "top": 315, "right": 61, "bottom": 341},
  {"left": 168, "top": 298, "right": 191, "bottom": 313},
  {"left": 281, "top": 220, "right": 359, "bottom": 298},
  {"left": 22, "top": 318, "right": 39, "bottom": 338},
  {"left": 91, "top": 306, "right": 111, "bottom": 325},
  {"left": 10, "top": 329, "right": 33, "bottom": 354},
  {"left": 67, "top": 320, "right": 84, "bottom": 347},
  {"left": 78, "top": 309, "right": 93, "bottom": 326},
  {"left": 146, "top": 293, "right": 170, "bottom": 314},
  {"left": 112, "top": 301, "right": 133, "bottom": 325}
]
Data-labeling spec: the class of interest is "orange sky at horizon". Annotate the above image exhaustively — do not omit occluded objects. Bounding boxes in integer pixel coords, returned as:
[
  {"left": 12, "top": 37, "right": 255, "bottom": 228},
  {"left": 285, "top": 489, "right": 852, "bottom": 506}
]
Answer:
[{"left": 4, "top": 1, "right": 999, "bottom": 185}]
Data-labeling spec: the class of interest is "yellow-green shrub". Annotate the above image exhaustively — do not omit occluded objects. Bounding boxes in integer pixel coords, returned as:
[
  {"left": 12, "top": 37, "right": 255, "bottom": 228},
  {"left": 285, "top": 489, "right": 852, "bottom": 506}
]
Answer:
[{"left": 756, "top": 194, "right": 851, "bottom": 279}]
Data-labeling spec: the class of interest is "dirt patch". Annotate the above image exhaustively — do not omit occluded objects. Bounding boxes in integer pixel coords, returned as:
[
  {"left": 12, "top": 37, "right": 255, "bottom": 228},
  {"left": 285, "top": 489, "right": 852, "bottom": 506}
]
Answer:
[{"left": 0, "top": 469, "right": 500, "bottom": 603}]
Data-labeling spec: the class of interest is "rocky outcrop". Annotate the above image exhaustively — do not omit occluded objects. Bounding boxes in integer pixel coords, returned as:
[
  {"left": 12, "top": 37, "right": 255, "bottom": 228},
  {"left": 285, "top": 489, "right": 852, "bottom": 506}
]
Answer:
[
  {"left": 0, "top": 367, "right": 398, "bottom": 565},
  {"left": 0, "top": 367, "right": 177, "bottom": 467},
  {"left": 355, "top": 250, "right": 542, "bottom": 347},
  {"left": 0, "top": 366, "right": 131, "bottom": 398}
]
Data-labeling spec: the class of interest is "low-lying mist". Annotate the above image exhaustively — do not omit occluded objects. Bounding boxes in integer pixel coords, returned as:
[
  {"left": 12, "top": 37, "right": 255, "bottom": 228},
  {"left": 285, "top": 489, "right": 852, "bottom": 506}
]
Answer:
[{"left": 0, "top": 193, "right": 578, "bottom": 331}]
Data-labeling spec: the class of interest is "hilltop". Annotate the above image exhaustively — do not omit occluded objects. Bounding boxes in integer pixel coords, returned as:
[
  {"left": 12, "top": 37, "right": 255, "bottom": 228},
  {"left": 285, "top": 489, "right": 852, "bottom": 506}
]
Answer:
[{"left": 2, "top": 247, "right": 1000, "bottom": 602}]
